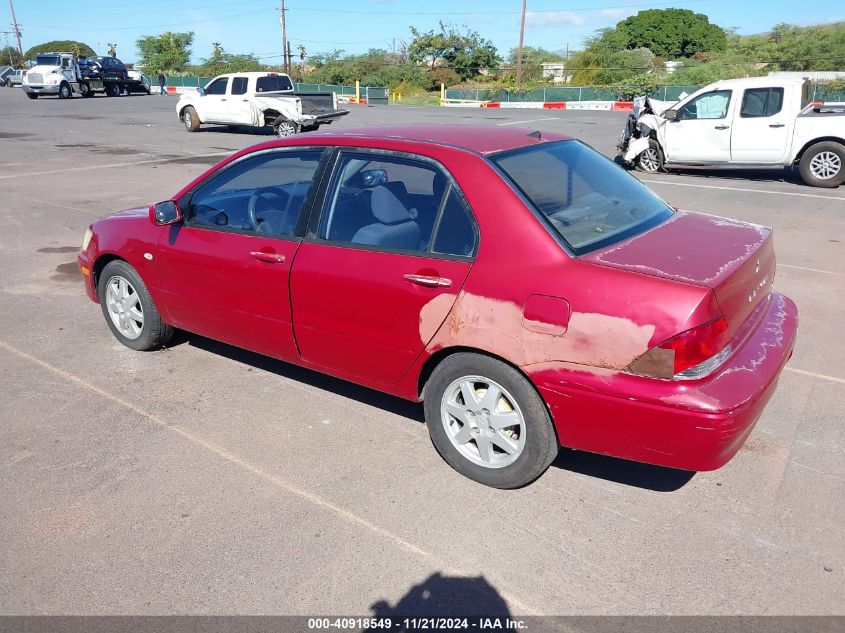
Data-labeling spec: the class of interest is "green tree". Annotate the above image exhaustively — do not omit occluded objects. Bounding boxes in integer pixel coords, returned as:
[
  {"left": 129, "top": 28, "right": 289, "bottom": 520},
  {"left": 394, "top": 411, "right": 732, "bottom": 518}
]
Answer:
[
  {"left": 1, "top": 46, "right": 24, "bottom": 67},
  {"left": 136, "top": 31, "right": 194, "bottom": 74},
  {"left": 507, "top": 47, "right": 566, "bottom": 82},
  {"left": 199, "top": 45, "right": 263, "bottom": 76},
  {"left": 408, "top": 22, "right": 500, "bottom": 81},
  {"left": 617, "top": 9, "right": 726, "bottom": 58},
  {"left": 25, "top": 41, "right": 96, "bottom": 60}
]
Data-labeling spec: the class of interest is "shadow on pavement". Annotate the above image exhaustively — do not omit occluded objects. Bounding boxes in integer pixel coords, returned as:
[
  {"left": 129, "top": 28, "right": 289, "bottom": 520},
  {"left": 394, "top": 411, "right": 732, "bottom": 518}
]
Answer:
[
  {"left": 178, "top": 333, "right": 695, "bottom": 492},
  {"left": 367, "top": 572, "right": 510, "bottom": 624}
]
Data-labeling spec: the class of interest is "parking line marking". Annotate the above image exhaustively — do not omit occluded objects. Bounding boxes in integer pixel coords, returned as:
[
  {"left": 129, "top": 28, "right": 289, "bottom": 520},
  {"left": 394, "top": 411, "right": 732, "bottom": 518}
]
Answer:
[
  {"left": 0, "top": 339, "right": 537, "bottom": 616},
  {"left": 785, "top": 367, "right": 845, "bottom": 385},
  {"left": 641, "top": 179, "right": 845, "bottom": 202},
  {"left": 779, "top": 264, "right": 845, "bottom": 277},
  {"left": 497, "top": 117, "right": 559, "bottom": 126},
  {"left": 0, "top": 152, "right": 231, "bottom": 181}
]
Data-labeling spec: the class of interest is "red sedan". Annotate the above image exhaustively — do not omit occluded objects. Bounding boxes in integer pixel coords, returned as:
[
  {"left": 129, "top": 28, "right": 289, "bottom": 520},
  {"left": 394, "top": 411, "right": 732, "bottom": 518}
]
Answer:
[{"left": 78, "top": 125, "right": 798, "bottom": 488}]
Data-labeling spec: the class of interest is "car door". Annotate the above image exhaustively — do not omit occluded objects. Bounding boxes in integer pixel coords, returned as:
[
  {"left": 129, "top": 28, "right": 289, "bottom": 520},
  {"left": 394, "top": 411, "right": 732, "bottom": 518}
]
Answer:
[
  {"left": 227, "top": 76, "right": 253, "bottom": 125},
  {"left": 290, "top": 149, "right": 478, "bottom": 384},
  {"left": 155, "top": 147, "right": 327, "bottom": 360},
  {"left": 730, "top": 87, "right": 790, "bottom": 163},
  {"left": 200, "top": 76, "right": 230, "bottom": 122},
  {"left": 663, "top": 89, "right": 733, "bottom": 163}
]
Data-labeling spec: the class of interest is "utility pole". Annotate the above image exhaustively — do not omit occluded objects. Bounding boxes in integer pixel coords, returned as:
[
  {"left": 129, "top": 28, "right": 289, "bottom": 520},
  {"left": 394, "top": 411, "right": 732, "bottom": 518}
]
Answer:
[
  {"left": 515, "top": 0, "right": 527, "bottom": 87},
  {"left": 8, "top": 0, "right": 23, "bottom": 58},
  {"left": 280, "top": 0, "right": 289, "bottom": 74}
]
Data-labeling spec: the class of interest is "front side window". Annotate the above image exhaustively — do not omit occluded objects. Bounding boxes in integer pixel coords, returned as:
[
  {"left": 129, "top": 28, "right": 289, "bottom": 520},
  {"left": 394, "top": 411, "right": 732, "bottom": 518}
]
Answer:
[
  {"left": 740, "top": 87, "right": 784, "bottom": 118},
  {"left": 679, "top": 90, "right": 732, "bottom": 120},
  {"left": 186, "top": 150, "right": 324, "bottom": 237},
  {"left": 205, "top": 77, "right": 228, "bottom": 95},
  {"left": 491, "top": 140, "right": 672, "bottom": 255},
  {"left": 231, "top": 76, "right": 248, "bottom": 95}
]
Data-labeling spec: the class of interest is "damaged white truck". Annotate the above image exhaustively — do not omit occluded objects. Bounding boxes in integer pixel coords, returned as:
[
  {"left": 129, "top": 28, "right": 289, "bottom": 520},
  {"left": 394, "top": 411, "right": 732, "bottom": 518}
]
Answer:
[
  {"left": 176, "top": 71, "right": 349, "bottom": 137},
  {"left": 618, "top": 77, "right": 845, "bottom": 187}
]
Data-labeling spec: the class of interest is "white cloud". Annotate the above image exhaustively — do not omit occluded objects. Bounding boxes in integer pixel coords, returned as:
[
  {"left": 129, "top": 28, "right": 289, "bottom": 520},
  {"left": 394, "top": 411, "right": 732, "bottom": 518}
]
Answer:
[
  {"left": 525, "top": 11, "right": 586, "bottom": 29},
  {"left": 599, "top": 8, "right": 636, "bottom": 20}
]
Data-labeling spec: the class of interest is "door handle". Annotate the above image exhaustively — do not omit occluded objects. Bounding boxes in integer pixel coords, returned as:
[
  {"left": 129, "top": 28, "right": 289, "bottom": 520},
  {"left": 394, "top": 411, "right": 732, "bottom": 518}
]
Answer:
[
  {"left": 769, "top": 123, "right": 785, "bottom": 128},
  {"left": 403, "top": 273, "right": 451, "bottom": 288},
  {"left": 714, "top": 125, "right": 730, "bottom": 130},
  {"left": 249, "top": 251, "right": 286, "bottom": 263}
]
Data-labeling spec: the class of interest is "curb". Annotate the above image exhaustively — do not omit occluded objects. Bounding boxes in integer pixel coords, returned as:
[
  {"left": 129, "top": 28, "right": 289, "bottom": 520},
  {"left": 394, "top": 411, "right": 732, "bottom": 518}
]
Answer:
[{"left": 449, "top": 100, "right": 633, "bottom": 111}]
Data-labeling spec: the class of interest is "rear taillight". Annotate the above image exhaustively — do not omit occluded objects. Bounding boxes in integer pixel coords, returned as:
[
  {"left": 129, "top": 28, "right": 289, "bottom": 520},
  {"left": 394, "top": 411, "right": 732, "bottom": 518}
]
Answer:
[{"left": 629, "top": 316, "right": 731, "bottom": 380}]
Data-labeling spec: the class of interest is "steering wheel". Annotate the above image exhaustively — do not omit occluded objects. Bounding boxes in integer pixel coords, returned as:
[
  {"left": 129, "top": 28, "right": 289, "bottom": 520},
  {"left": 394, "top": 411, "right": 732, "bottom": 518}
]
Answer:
[{"left": 247, "top": 186, "right": 291, "bottom": 232}]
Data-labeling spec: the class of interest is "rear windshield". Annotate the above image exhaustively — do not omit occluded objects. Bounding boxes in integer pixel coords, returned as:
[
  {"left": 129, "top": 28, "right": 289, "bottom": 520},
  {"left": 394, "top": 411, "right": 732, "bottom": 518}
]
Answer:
[
  {"left": 256, "top": 75, "right": 293, "bottom": 92},
  {"left": 490, "top": 140, "right": 672, "bottom": 255}
]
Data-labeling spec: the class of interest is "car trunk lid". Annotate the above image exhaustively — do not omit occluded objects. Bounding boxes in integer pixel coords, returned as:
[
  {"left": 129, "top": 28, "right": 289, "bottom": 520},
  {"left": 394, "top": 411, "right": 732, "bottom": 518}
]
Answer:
[{"left": 581, "top": 211, "right": 775, "bottom": 334}]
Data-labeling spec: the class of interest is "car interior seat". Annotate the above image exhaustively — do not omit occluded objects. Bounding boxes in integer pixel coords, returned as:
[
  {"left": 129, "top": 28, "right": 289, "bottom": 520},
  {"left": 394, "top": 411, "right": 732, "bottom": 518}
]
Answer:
[{"left": 352, "top": 185, "right": 420, "bottom": 250}]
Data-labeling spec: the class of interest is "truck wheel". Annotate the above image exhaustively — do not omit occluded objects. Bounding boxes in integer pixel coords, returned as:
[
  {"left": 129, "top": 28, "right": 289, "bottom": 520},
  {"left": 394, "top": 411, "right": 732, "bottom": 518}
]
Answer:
[
  {"left": 799, "top": 142, "right": 844, "bottom": 188},
  {"left": 105, "top": 83, "right": 119, "bottom": 97},
  {"left": 26, "top": 92, "right": 38, "bottom": 100},
  {"left": 273, "top": 118, "right": 299, "bottom": 137},
  {"left": 635, "top": 139, "right": 664, "bottom": 173},
  {"left": 98, "top": 260, "right": 174, "bottom": 351},
  {"left": 181, "top": 106, "right": 201, "bottom": 132},
  {"left": 57, "top": 82, "right": 71, "bottom": 99},
  {"left": 79, "top": 82, "right": 93, "bottom": 97},
  {"left": 424, "top": 353, "right": 558, "bottom": 489}
]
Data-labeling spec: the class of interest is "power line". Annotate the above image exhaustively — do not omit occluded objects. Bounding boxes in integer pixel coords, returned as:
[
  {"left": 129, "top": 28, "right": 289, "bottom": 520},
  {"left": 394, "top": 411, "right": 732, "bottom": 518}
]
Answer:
[{"left": 284, "top": 0, "right": 703, "bottom": 15}]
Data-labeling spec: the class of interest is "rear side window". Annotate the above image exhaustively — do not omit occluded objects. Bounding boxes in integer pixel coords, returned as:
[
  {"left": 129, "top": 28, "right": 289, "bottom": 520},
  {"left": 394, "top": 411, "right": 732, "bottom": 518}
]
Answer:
[
  {"left": 231, "top": 76, "right": 248, "bottom": 95},
  {"left": 205, "top": 77, "right": 228, "bottom": 95},
  {"left": 256, "top": 75, "right": 293, "bottom": 92},
  {"left": 741, "top": 87, "right": 784, "bottom": 118},
  {"left": 433, "top": 190, "right": 476, "bottom": 257},
  {"left": 491, "top": 140, "right": 672, "bottom": 255}
]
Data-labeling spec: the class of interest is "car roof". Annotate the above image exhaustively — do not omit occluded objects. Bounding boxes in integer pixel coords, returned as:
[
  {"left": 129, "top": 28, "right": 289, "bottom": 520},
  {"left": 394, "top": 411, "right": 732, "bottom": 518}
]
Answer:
[
  {"left": 303, "top": 124, "right": 573, "bottom": 155},
  {"left": 705, "top": 76, "right": 807, "bottom": 89}
]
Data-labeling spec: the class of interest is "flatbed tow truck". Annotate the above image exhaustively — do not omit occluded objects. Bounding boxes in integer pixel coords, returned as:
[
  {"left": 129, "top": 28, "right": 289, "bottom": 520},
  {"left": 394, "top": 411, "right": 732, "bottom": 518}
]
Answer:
[{"left": 21, "top": 52, "right": 147, "bottom": 99}]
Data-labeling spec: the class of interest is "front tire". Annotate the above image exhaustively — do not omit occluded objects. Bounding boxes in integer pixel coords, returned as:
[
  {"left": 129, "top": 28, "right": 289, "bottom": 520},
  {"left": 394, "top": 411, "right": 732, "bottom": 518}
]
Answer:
[
  {"left": 58, "top": 82, "right": 71, "bottom": 99},
  {"left": 182, "top": 106, "right": 200, "bottom": 132},
  {"left": 26, "top": 92, "right": 38, "bottom": 100},
  {"left": 799, "top": 142, "right": 844, "bottom": 188},
  {"left": 98, "top": 260, "right": 174, "bottom": 351},
  {"left": 635, "top": 139, "right": 664, "bottom": 173},
  {"left": 424, "top": 353, "right": 558, "bottom": 489}
]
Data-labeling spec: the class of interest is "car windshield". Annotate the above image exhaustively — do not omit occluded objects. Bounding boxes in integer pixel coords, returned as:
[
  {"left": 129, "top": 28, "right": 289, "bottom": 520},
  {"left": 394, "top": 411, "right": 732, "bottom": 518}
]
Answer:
[
  {"left": 35, "top": 54, "right": 61, "bottom": 66},
  {"left": 490, "top": 140, "right": 673, "bottom": 255},
  {"left": 256, "top": 75, "right": 293, "bottom": 92}
]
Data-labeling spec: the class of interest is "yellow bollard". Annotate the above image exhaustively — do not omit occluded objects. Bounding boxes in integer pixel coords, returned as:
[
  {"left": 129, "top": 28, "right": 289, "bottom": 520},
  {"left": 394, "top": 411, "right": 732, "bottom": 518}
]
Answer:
[{"left": 355, "top": 80, "right": 360, "bottom": 105}]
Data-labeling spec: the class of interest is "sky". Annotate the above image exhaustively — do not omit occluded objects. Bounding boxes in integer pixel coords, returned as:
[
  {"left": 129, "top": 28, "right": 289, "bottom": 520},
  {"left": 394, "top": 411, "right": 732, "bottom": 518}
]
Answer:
[{"left": 3, "top": 0, "right": 845, "bottom": 66}]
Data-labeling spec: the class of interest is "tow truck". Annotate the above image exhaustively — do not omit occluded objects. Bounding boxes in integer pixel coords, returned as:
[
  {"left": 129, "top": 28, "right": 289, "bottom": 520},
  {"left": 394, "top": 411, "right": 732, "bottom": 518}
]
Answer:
[{"left": 21, "top": 52, "right": 146, "bottom": 99}]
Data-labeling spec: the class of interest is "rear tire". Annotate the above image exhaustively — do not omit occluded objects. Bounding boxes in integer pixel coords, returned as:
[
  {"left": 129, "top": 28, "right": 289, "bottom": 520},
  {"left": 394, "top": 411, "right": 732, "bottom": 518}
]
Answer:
[
  {"left": 799, "top": 141, "right": 844, "bottom": 188},
  {"left": 98, "top": 260, "right": 174, "bottom": 351},
  {"left": 182, "top": 106, "right": 200, "bottom": 132},
  {"left": 635, "top": 139, "right": 664, "bottom": 173},
  {"left": 424, "top": 353, "right": 558, "bottom": 489},
  {"left": 26, "top": 92, "right": 38, "bottom": 99},
  {"left": 273, "top": 117, "right": 299, "bottom": 137},
  {"left": 105, "top": 82, "right": 119, "bottom": 97}
]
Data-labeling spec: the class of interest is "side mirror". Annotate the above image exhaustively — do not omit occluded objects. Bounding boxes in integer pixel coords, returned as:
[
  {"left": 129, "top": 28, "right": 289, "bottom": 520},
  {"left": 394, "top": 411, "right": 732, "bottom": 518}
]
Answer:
[
  {"left": 150, "top": 200, "right": 182, "bottom": 225},
  {"left": 197, "top": 87, "right": 206, "bottom": 96},
  {"left": 663, "top": 109, "right": 679, "bottom": 122}
]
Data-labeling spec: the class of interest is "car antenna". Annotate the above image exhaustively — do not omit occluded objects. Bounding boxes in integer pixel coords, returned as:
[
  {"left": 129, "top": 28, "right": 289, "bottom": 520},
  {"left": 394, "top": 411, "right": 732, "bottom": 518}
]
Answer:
[{"left": 527, "top": 130, "right": 541, "bottom": 139}]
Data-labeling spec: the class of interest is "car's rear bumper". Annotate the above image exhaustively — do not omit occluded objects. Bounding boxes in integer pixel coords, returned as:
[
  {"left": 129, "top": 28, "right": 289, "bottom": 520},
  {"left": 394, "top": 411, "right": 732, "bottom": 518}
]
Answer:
[{"left": 529, "top": 292, "right": 798, "bottom": 471}]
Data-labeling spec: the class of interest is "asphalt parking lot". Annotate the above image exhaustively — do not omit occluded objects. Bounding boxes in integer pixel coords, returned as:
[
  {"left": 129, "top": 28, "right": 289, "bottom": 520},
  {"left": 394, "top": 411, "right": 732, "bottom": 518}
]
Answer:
[{"left": 1, "top": 88, "right": 843, "bottom": 617}]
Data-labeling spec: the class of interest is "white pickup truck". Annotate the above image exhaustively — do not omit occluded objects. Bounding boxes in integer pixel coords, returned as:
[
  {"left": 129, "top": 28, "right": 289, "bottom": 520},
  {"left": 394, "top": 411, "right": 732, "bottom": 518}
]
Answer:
[
  {"left": 618, "top": 77, "right": 845, "bottom": 187},
  {"left": 176, "top": 71, "right": 349, "bottom": 136}
]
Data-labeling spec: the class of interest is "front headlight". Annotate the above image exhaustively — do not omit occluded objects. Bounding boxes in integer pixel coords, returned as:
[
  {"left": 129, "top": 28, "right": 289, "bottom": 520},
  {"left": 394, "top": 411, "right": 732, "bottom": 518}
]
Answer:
[{"left": 82, "top": 228, "right": 93, "bottom": 251}]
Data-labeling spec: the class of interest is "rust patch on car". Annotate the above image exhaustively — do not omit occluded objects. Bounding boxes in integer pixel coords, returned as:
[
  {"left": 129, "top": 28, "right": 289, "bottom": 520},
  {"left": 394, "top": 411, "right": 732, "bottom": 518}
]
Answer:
[{"left": 426, "top": 291, "right": 655, "bottom": 369}]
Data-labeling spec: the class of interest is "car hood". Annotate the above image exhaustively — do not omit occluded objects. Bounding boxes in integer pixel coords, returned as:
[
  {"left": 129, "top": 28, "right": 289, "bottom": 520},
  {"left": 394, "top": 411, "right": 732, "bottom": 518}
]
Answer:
[{"left": 582, "top": 211, "right": 775, "bottom": 333}]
